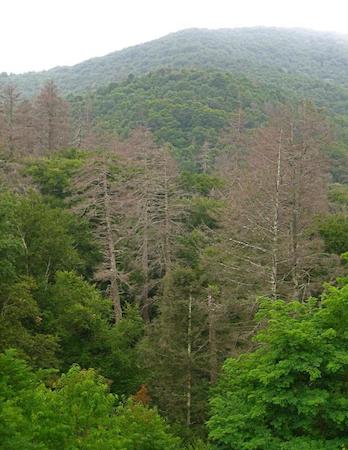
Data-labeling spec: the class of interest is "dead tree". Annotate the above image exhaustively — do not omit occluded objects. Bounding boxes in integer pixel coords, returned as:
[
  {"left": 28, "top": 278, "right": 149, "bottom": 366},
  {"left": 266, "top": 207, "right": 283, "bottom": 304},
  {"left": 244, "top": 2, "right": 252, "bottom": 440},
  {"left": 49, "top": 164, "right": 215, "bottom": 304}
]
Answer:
[
  {"left": 34, "top": 81, "right": 70, "bottom": 153},
  {"left": 70, "top": 151, "right": 125, "bottom": 322},
  {"left": 115, "top": 129, "right": 183, "bottom": 320},
  {"left": 0, "top": 83, "right": 21, "bottom": 158},
  {"left": 218, "top": 103, "right": 331, "bottom": 300}
]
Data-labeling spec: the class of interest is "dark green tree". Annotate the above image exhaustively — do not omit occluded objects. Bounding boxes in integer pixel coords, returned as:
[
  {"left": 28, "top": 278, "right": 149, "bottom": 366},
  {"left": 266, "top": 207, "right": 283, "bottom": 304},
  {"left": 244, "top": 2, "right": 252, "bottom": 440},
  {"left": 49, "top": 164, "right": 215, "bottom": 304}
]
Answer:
[
  {"left": 209, "top": 281, "right": 348, "bottom": 449},
  {"left": 0, "top": 350, "right": 181, "bottom": 449}
]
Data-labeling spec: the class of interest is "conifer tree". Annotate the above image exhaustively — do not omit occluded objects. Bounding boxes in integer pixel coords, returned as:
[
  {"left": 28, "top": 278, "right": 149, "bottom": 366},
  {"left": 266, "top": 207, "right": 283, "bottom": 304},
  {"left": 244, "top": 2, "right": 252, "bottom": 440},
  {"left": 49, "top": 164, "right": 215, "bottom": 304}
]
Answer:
[
  {"left": 70, "top": 151, "right": 126, "bottom": 322},
  {"left": 34, "top": 80, "right": 70, "bottom": 153},
  {"left": 218, "top": 103, "right": 336, "bottom": 300}
]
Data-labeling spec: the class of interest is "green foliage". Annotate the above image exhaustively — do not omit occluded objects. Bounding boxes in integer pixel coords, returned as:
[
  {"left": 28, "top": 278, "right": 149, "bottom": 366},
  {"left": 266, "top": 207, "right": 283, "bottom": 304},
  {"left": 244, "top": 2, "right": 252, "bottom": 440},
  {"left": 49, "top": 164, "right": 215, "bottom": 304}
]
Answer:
[
  {"left": 0, "top": 192, "right": 98, "bottom": 281},
  {"left": 141, "top": 265, "right": 210, "bottom": 432},
  {"left": 5, "top": 193, "right": 82, "bottom": 280},
  {"left": 73, "top": 69, "right": 275, "bottom": 169},
  {"left": 0, "top": 194, "right": 23, "bottom": 285},
  {"left": 0, "top": 278, "right": 59, "bottom": 368},
  {"left": 180, "top": 171, "right": 224, "bottom": 195},
  {"left": 39, "top": 271, "right": 111, "bottom": 367},
  {"left": 326, "top": 146, "right": 348, "bottom": 184},
  {"left": 102, "top": 304, "right": 144, "bottom": 395},
  {"left": 0, "top": 349, "right": 40, "bottom": 448},
  {"left": 0, "top": 351, "right": 181, "bottom": 449},
  {"left": 0, "top": 181, "right": 146, "bottom": 401},
  {"left": 185, "top": 196, "right": 222, "bottom": 229},
  {"left": 26, "top": 148, "right": 86, "bottom": 198},
  {"left": 177, "top": 229, "right": 211, "bottom": 267},
  {"left": 329, "top": 183, "right": 348, "bottom": 208},
  {"left": 318, "top": 215, "right": 348, "bottom": 254},
  {"left": 208, "top": 283, "right": 348, "bottom": 449},
  {"left": 0, "top": 192, "right": 100, "bottom": 367},
  {"left": 4, "top": 27, "right": 348, "bottom": 445}
]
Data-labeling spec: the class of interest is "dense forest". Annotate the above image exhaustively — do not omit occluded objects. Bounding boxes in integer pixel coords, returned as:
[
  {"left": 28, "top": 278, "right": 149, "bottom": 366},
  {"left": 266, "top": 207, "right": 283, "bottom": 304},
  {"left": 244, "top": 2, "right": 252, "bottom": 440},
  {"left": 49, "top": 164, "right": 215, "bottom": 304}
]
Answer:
[{"left": 2, "top": 28, "right": 348, "bottom": 449}]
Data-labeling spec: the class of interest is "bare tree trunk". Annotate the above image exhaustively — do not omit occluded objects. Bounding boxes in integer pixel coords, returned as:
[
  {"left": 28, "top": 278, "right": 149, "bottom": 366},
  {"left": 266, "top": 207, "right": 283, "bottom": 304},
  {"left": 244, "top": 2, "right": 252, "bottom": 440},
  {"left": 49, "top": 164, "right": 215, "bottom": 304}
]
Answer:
[
  {"left": 289, "top": 120, "right": 300, "bottom": 299},
  {"left": 291, "top": 210, "right": 300, "bottom": 299},
  {"left": 199, "top": 141, "right": 209, "bottom": 173},
  {"left": 6, "top": 90, "right": 14, "bottom": 156},
  {"left": 48, "top": 109, "right": 53, "bottom": 152},
  {"left": 163, "top": 159, "right": 171, "bottom": 273},
  {"left": 138, "top": 153, "right": 151, "bottom": 321},
  {"left": 271, "top": 128, "right": 283, "bottom": 299},
  {"left": 102, "top": 162, "right": 122, "bottom": 322},
  {"left": 0, "top": 84, "right": 20, "bottom": 158},
  {"left": 237, "top": 103, "right": 243, "bottom": 135},
  {"left": 141, "top": 195, "right": 150, "bottom": 322},
  {"left": 208, "top": 288, "right": 217, "bottom": 384},
  {"left": 186, "top": 294, "right": 192, "bottom": 428}
]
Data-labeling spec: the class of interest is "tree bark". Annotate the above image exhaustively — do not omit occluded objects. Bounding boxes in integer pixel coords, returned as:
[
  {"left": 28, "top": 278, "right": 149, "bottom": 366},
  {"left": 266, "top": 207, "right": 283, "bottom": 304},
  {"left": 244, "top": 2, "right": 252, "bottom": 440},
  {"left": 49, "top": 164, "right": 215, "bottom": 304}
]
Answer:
[
  {"left": 186, "top": 294, "right": 192, "bottom": 428},
  {"left": 163, "top": 157, "right": 171, "bottom": 274},
  {"left": 141, "top": 155, "right": 150, "bottom": 321},
  {"left": 208, "top": 288, "right": 218, "bottom": 384},
  {"left": 271, "top": 128, "right": 283, "bottom": 299},
  {"left": 102, "top": 161, "right": 122, "bottom": 322}
]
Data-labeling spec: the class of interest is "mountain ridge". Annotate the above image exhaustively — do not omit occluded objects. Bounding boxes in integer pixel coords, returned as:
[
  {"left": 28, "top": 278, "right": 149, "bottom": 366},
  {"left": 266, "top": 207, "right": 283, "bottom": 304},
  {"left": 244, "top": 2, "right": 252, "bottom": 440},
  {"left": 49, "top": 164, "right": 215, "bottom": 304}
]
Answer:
[{"left": 2, "top": 27, "right": 348, "bottom": 95}]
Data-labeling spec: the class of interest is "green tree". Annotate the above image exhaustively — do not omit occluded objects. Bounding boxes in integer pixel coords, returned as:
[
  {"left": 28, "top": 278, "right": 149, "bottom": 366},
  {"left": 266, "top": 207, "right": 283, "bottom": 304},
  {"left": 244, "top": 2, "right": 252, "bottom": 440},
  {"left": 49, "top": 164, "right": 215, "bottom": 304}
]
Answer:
[
  {"left": 0, "top": 192, "right": 98, "bottom": 282},
  {"left": 0, "top": 278, "right": 59, "bottom": 368},
  {"left": 0, "top": 193, "right": 101, "bottom": 367},
  {"left": 0, "top": 350, "right": 181, "bottom": 449},
  {"left": 318, "top": 215, "right": 348, "bottom": 255},
  {"left": 42, "top": 272, "right": 144, "bottom": 396},
  {"left": 26, "top": 148, "right": 86, "bottom": 199},
  {"left": 33, "top": 80, "right": 70, "bottom": 153},
  {"left": 208, "top": 282, "right": 348, "bottom": 449}
]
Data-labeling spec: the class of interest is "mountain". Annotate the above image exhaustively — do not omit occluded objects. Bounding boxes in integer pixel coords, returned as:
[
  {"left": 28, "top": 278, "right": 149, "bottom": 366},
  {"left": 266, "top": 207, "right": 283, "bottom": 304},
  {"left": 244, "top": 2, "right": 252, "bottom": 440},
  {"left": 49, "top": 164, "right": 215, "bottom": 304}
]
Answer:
[
  {"left": 74, "top": 69, "right": 280, "bottom": 166},
  {"left": 3, "top": 27, "right": 348, "bottom": 179},
  {"left": 2, "top": 27, "right": 348, "bottom": 96},
  {"left": 69, "top": 67, "right": 348, "bottom": 180}
]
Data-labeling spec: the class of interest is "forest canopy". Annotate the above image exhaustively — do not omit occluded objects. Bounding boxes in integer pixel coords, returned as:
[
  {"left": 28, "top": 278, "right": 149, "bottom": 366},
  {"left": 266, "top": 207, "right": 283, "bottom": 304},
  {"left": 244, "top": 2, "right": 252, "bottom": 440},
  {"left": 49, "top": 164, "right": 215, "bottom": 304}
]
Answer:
[{"left": 2, "top": 27, "right": 348, "bottom": 449}]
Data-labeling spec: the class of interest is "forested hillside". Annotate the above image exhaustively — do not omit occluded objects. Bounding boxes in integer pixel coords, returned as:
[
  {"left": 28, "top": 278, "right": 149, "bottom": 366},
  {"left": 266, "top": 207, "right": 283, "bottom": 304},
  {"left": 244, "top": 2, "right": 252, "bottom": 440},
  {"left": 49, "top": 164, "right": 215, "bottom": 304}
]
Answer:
[
  {"left": 2, "top": 28, "right": 348, "bottom": 95},
  {"left": 3, "top": 28, "right": 348, "bottom": 449},
  {"left": 71, "top": 68, "right": 348, "bottom": 180}
]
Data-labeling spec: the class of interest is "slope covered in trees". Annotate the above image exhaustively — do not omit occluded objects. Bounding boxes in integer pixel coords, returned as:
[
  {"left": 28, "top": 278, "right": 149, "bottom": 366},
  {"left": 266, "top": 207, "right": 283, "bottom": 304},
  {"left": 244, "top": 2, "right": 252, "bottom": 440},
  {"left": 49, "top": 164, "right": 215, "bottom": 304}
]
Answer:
[
  {"left": 2, "top": 27, "right": 348, "bottom": 96},
  {"left": 3, "top": 28, "right": 348, "bottom": 448},
  {"left": 71, "top": 70, "right": 281, "bottom": 166},
  {"left": 70, "top": 68, "right": 348, "bottom": 182}
]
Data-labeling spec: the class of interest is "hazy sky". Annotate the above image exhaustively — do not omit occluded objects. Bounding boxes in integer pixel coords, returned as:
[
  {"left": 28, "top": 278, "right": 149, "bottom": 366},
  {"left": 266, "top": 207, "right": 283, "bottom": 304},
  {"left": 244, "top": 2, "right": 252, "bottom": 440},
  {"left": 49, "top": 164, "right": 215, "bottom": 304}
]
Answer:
[{"left": 2, "top": 0, "right": 348, "bottom": 74}]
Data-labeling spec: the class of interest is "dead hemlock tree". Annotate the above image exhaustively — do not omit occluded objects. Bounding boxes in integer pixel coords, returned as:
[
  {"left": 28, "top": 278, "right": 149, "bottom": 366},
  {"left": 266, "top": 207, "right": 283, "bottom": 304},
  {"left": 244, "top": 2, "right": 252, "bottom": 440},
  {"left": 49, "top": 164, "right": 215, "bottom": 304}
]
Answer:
[
  {"left": 0, "top": 85, "right": 35, "bottom": 192},
  {"left": 69, "top": 150, "right": 128, "bottom": 322},
  {"left": 16, "top": 99, "right": 38, "bottom": 157},
  {"left": 115, "top": 129, "right": 184, "bottom": 321},
  {"left": 72, "top": 91, "right": 100, "bottom": 150},
  {"left": 0, "top": 83, "right": 47, "bottom": 159},
  {"left": 281, "top": 106, "right": 331, "bottom": 298},
  {"left": 0, "top": 81, "right": 73, "bottom": 158},
  {"left": 0, "top": 84, "right": 21, "bottom": 159},
  {"left": 220, "top": 103, "right": 332, "bottom": 301},
  {"left": 34, "top": 80, "right": 70, "bottom": 154}
]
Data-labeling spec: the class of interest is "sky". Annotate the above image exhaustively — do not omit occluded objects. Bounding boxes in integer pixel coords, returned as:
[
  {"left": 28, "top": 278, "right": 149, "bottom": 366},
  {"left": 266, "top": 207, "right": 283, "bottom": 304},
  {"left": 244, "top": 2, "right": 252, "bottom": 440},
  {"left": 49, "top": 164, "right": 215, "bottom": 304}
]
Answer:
[{"left": 2, "top": 0, "right": 348, "bottom": 74}]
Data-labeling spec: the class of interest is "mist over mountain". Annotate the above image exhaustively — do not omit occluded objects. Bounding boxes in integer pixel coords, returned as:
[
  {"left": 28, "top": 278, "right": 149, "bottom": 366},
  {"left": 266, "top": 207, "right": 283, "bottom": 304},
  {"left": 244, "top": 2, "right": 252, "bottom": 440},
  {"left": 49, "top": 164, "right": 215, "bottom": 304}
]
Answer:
[{"left": 2, "top": 27, "right": 348, "bottom": 95}]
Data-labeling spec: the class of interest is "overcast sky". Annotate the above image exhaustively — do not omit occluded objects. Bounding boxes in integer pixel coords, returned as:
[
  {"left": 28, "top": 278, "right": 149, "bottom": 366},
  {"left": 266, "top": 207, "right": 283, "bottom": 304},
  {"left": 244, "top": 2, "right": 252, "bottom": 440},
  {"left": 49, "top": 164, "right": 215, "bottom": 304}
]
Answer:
[{"left": 2, "top": 0, "right": 348, "bottom": 74}]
